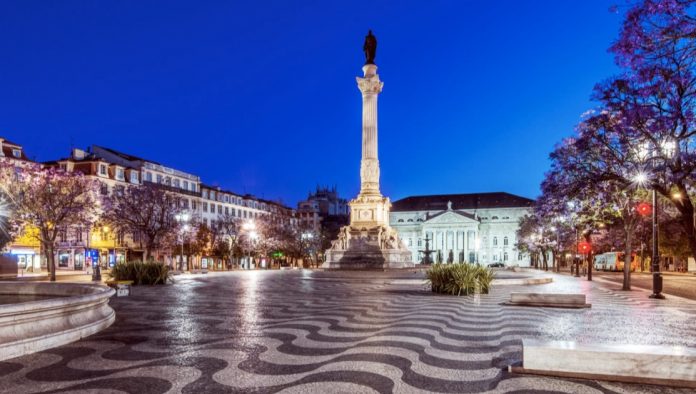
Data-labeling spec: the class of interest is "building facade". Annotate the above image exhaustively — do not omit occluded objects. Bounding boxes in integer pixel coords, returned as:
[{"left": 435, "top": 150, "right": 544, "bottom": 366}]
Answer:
[
  {"left": 13, "top": 142, "right": 297, "bottom": 272},
  {"left": 390, "top": 192, "right": 534, "bottom": 267},
  {"left": 296, "top": 186, "right": 349, "bottom": 233}
]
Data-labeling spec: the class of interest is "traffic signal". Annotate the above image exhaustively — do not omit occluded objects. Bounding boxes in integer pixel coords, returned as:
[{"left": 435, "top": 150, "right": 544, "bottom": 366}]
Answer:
[
  {"left": 636, "top": 202, "right": 652, "bottom": 217},
  {"left": 578, "top": 241, "right": 591, "bottom": 254}
]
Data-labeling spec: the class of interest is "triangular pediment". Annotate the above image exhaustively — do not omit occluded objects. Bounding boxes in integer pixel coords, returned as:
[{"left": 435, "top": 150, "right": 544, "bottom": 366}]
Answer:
[{"left": 424, "top": 210, "right": 479, "bottom": 225}]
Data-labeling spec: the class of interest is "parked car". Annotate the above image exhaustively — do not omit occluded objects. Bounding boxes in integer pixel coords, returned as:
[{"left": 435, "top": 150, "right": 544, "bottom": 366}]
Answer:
[{"left": 487, "top": 262, "right": 505, "bottom": 268}]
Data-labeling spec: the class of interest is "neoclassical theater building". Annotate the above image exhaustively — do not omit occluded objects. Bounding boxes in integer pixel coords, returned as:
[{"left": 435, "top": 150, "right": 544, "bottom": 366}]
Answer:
[{"left": 390, "top": 192, "right": 534, "bottom": 267}]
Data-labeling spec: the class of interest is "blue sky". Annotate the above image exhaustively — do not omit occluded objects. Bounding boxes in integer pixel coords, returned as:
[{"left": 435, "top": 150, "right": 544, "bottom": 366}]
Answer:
[{"left": 0, "top": 1, "right": 622, "bottom": 206}]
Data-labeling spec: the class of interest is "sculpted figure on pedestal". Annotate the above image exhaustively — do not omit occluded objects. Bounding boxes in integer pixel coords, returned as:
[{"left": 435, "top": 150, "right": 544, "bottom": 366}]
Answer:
[{"left": 363, "top": 30, "right": 377, "bottom": 65}]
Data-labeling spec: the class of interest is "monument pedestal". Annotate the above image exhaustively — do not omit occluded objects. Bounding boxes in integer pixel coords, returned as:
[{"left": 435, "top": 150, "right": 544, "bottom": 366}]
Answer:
[
  {"left": 323, "top": 193, "right": 413, "bottom": 269},
  {"left": 323, "top": 225, "right": 413, "bottom": 270}
]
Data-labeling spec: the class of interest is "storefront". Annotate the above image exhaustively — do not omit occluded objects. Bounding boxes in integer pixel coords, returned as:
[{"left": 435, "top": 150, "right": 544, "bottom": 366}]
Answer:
[
  {"left": 9, "top": 247, "right": 41, "bottom": 271},
  {"left": 56, "top": 248, "right": 90, "bottom": 271},
  {"left": 97, "top": 248, "right": 127, "bottom": 269}
]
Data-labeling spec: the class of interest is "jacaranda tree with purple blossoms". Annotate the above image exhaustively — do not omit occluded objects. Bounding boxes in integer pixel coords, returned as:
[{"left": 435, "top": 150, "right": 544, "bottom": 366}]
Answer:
[
  {"left": 535, "top": 0, "right": 696, "bottom": 283},
  {"left": 602, "top": 0, "right": 696, "bottom": 259}
]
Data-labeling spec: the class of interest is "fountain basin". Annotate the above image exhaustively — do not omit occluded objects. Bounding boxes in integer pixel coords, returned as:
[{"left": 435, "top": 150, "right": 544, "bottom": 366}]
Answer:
[{"left": 0, "top": 282, "right": 115, "bottom": 361}]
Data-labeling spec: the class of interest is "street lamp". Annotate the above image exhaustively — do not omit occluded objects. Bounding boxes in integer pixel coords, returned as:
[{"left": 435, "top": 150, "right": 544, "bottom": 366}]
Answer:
[
  {"left": 633, "top": 172, "right": 664, "bottom": 299},
  {"left": 174, "top": 212, "right": 190, "bottom": 271},
  {"left": 241, "top": 220, "right": 257, "bottom": 269}
]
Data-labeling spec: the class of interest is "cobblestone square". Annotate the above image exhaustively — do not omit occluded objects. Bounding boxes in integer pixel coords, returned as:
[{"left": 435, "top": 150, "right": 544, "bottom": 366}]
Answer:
[{"left": 1, "top": 270, "right": 695, "bottom": 393}]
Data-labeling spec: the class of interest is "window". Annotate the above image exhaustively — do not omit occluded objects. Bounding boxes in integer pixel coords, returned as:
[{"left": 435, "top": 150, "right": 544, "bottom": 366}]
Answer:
[
  {"left": 503, "top": 236, "right": 509, "bottom": 246},
  {"left": 225, "top": 207, "right": 229, "bottom": 215},
  {"left": 75, "top": 228, "right": 82, "bottom": 242},
  {"left": 116, "top": 168, "right": 125, "bottom": 180},
  {"left": 237, "top": 209, "right": 241, "bottom": 217},
  {"left": 493, "top": 237, "right": 498, "bottom": 246},
  {"left": 164, "top": 176, "right": 171, "bottom": 185},
  {"left": 203, "top": 202, "right": 208, "bottom": 212},
  {"left": 192, "top": 201, "right": 197, "bottom": 210},
  {"left": 210, "top": 191, "right": 216, "bottom": 200},
  {"left": 190, "top": 183, "right": 196, "bottom": 191},
  {"left": 504, "top": 252, "right": 509, "bottom": 261},
  {"left": 217, "top": 205, "right": 222, "bottom": 214},
  {"left": 173, "top": 179, "right": 180, "bottom": 188},
  {"left": 397, "top": 219, "right": 404, "bottom": 222},
  {"left": 202, "top": 190, "right": 208, "bottom": 199},
  {"left": 12, "top": 149, "right": 21, "bottom": 158},
  {"left": 130, "top": 171, "right": 139, "bottom": 183},
  {"left": 408, "top": 238, "right": 412, "bottom": 246},
  {"left": 157, "top": 174, "right": 163, "bottom": 184},
  {"left": 100, "top": 184, "right": 108, "bottom": 195},
  {"left": 518, "top": 253, "right": 523, "bottom": 261},
  {"left": 145, "top": 172, "right": 152, "bottom": 182},
  {"left": 183, "top": 181, "right": 188, "bottom": 190},
  {"left": 99, "top": 164, "right": 107, "bottom": 176}
]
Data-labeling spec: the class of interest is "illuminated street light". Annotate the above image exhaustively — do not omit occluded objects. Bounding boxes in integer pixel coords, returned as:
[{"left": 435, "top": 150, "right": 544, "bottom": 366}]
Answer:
[
  {"left": 174, "top": 212, "right": 190, "bottom": 271},
  {"left": 633, "top": 172, "right": 648, "bottom": 185}
]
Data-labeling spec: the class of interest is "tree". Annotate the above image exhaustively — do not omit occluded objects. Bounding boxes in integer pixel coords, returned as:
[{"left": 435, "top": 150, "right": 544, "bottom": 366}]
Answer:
[
  {"left": 1, "top": 164, "right": 98, "bottom": 281},
  {"left": 210, "top": 213, "right": 239, "bottom": 268},
  {"left": 599, "top": 0, "right": 696, "bottom": 260},
  {"left": 0, "top": 186, "right": 20, "bottom": 251},
  {"left": 102, "top": 183, "right": 180, "bottom": 262}
]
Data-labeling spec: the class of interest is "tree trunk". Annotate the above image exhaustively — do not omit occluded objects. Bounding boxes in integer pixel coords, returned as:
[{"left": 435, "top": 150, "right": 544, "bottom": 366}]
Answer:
[
  {"left": 45, "top": 245, "right": 56, "bottom": 282},
  {"left": 623, "top": 227, "right": 632, "bottom": 291},
  {"left": 541, "top": 250, "right": 548, "bottom": 271}
]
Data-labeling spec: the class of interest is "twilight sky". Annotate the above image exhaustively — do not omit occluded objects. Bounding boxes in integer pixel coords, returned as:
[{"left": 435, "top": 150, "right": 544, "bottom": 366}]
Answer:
[{"left": 0, "top": 1, "right": 622, "bottom": 206}]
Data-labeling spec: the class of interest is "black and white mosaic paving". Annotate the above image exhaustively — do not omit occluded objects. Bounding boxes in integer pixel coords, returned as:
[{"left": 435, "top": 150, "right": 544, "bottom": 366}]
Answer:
[{"left": 1, "top": 270, "right": 694, "bottom": 393}]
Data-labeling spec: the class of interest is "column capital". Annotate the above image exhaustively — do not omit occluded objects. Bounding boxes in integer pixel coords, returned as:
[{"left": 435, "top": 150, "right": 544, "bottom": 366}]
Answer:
[{"left": 357, "top": 76, "right": 383, "bottom": 95}]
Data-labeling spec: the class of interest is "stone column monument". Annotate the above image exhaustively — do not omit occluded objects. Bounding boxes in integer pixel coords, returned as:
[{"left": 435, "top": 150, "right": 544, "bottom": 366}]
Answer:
[{"left": 323, "top": 31, "right": 413, "bottom": 269}]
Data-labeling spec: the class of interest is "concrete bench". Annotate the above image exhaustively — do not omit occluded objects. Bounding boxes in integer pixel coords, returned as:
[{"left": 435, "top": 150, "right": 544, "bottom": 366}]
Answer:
[
  {"left": 506, "top": 292, "right": 590, "bottom": 308},
  {"left": 511, "top": 339, "right": 696, "bottom": 388}
]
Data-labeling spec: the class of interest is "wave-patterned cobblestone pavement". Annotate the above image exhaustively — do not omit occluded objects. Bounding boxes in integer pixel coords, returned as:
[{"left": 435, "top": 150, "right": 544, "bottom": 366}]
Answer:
[{"left": 1, "top": 270, "right": 695, "bottom": 393}]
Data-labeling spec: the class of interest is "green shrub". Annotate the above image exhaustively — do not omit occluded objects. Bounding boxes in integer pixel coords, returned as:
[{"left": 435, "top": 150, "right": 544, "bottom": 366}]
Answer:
[
  {"left": 108, "top": 260, "right": 170, "bottom": 285},
  {"left": 425, "top": 263, "right": 494, "bottom": 296}
]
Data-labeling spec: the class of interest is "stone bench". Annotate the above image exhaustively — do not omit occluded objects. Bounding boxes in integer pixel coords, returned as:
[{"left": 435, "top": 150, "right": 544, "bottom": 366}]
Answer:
[
  {"left": 511, "top": 339, "right": 696, "bottom": 389},
  {"left": 506, "top": 292, "right": 590, "bottom": 308}
]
